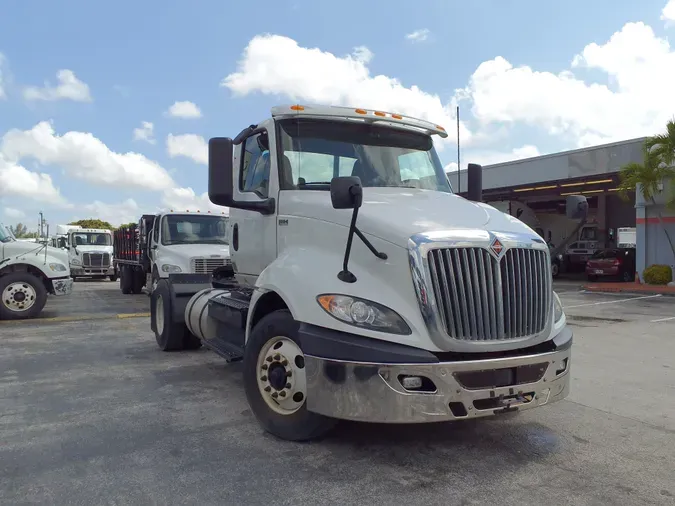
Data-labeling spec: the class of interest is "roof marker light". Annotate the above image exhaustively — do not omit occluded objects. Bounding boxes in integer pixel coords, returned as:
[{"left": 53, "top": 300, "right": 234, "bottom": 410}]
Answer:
[
  {"left": 290, "top": 105, "right": 305, "bottom": 111},
  {"left": 391, "top": 114, "right": 403, "bottom": 119},
  {"left": 355, "top": 108, "right": 367, "bottom": 114},
  {"left": 374, "top": 111, "right": 386, "bottom": 117}
]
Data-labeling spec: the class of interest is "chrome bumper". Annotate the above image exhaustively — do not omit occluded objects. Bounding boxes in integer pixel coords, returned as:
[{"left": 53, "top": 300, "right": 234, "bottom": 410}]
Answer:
[
  {"left": 71, "top": 266, "right": 115, "bottom": 276},
  {"left": 52, "top": 277, "right": 73, "bottom": 296},
  {"left": 305, "top": 337, "right": 571, "bottom": 423}
]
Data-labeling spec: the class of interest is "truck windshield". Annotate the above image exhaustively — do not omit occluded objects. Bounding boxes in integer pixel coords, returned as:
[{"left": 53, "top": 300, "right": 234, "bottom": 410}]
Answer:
[
  {"left": 71, "top": 232, "right": 112, "bottom": 246},
  {"left": 0, "top": 223, "right": 16, "bottom": 243},
  {"left": 277, "top": 118, "right": 453, "bottom": 193},
  {"left": 160, "top": 215, "right": 229, "bottom": 246}
]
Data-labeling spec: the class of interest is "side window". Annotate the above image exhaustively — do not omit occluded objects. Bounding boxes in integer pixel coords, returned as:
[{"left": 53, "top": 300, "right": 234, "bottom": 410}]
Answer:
[
  {"left": 153, "top": 217, "right": 160, "bottom": 243},
  {"left": 240, "top": 133, "right": 270, "bottom": 198}
]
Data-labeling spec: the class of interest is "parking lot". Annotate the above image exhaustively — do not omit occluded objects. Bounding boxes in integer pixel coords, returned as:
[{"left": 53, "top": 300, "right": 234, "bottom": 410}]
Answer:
[{"left": 1, "top": 280, "right": 674, "bottom": 505}]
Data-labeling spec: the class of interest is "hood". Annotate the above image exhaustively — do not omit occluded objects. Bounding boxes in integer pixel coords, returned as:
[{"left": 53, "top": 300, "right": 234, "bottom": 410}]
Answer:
[
  {"left": 281, "top": 188, "right": 539, "bottom": 247},
  {"left": 2, "top": 241, "right": 69, "bottom": 264},
  {"left": 73, "top": 244, "right": 113, "bottom": 252},
  {"left": 162, "top": 243, "right": 230, "bottom": 258}
]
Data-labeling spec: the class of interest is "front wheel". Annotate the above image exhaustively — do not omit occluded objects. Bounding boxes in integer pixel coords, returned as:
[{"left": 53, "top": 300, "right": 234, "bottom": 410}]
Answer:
[
  {"left": 0, "top": 272, "right": 48, "bottom": 320},
  {"left": 243, "top": 309, "right": 337, "bottom": 442},
  {"left": 551, "top": 262, "right": 560, "bottom": 278}
]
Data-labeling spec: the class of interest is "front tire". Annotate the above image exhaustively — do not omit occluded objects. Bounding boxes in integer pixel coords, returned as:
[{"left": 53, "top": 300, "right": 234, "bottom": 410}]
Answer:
[
  {"left": 151, "top": 279, "right": 187, "bottom": 351},
  {"left": 0, "top": 272, "right": 48, "bottom": 320},
  {"left": 243, "top": 309, "right": 337, "bottom": 441}
]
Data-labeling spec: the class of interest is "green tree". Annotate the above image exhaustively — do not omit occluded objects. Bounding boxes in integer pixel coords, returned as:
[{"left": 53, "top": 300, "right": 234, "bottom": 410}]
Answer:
[
  {"left": 116, "top": 222, "right": 137, "bottom": 230},
  {"left": 619, "top": 141, "right": 675, "bottom": 258},
  {"left": 68, "top": 219, "right": 114, "bottom": 230},
  {"left": 645, "top": 119, "right": 675, "bottom": 168},
  {"left": 8, "top": 223, "right": 38, "bottom": 238}
]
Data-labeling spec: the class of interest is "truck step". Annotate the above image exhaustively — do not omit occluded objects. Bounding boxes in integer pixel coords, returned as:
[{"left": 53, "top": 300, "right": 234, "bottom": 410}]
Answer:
[
  {"left": 210, "top": 293, "right": 250, "bottom": 311},
  {"left": 203, "top": 337, "right": 244, "bottom": 363}
]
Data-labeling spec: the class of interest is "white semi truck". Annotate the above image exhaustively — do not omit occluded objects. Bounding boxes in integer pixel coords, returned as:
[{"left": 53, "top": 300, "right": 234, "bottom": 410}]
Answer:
[
  {"left": 54, "top": 224, "right": 116, "bottom": 281},
  {"left": 0, "top": 222, "right": 73, "bottom": 320},
  {"left": 113, "top": 211, "right": 231, "bottom": 295},
  {"left": 150, "top": 104, "right": 588, "bottom": 441}
]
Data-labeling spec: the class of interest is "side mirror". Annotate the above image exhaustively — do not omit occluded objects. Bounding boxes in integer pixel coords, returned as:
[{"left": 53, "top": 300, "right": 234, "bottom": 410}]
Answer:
[
  {"left": 330, "top": 176, "right": 363, "bottom": 209},
  {"left": 467, "top": 163, "right": 483, "bottom": 203},
  {"left": 208, "top": 137, "right": 234, "bottom": 207},
  {"left": 566, "top": 195, "right": 589, "bottom": 220}
]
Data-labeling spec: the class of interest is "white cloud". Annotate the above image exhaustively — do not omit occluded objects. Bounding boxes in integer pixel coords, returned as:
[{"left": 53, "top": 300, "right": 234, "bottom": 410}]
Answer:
[
  {"left": 0, "top": 52, "right": 6, "bottom": 100},
  {"left": 166, "top": 133, "right": 208, "bottom": 165},
  {"left": 161, "top": 187, "right": 228, "bottom": 215},
  {"left": 23, "top": 69, "right": 92, "bottom": 102},
  {"left": 82, "top": 198, "right": 140, "bottom": 227},
  {"left": 662, "top": 0, "right": 675, "bottom": 24},
  {"left": 457, "top": 21, "right": 675, "bottom": 148},
  {"left": 405, "top": 29, "right": 430, "bottom": 43},
  {"left": 3, "top": 207, "right": 25, "bottom": 219},
  {"left": 133, "top": 121, "right": 155, "bottom": 144},
  {"left": 0, "top": 154, "right": 69, "bottom": 206},
  {"left": 1, "top": 121, "right": 175, "bottom": 191},
  {"left": 166, "top": 100, "right": 202, "bottom": 119},
  {"left": 221, "top": 34, "right": 471, "bottom": 149}
]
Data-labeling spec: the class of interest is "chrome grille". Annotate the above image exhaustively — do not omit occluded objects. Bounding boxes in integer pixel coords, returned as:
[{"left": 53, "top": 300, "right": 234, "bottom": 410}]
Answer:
[
  {"left": 191, "top": 257, "right": 231, "bottom": 274},
  {"left": 427, "top": 247, "right": 550, "bottom": 341},
  {"left": 82, "top": 253, "right": 111, "bottom": 267}
]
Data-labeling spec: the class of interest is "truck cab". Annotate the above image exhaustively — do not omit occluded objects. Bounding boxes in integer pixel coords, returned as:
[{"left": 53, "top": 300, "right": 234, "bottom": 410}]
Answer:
[
  {"left": 151, "top": 104, "right": 588, "bottom": 441},
  {"left": 0, "top": 222, "right": 73, "bottom": 320},
  {"left": 65, "top": 228, "right": 115, "bottom": 281}
]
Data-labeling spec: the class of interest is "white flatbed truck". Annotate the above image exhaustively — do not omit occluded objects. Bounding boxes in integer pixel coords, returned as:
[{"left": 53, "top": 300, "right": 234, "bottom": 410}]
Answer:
[{"left": 151, "top": 104, "right": 587, "bottom": 441}]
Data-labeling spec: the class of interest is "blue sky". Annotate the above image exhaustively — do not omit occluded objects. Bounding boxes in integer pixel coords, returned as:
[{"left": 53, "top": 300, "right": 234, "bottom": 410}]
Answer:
[{"left": 1, "top": 0, "right": 674, "bottom": 230}]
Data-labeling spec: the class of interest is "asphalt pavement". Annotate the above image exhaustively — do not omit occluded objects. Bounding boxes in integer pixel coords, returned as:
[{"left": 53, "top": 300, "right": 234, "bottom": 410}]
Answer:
[{"left": 1, "top": 280, "right": 674, "bottom": 505}]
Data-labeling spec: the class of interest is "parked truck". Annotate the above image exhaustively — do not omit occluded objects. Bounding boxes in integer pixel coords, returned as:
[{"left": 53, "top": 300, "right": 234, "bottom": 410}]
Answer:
[
  {"left": 150, "top": 104, "right": 588, "bottom": 442},
  {"left": 0, "top": 222, "right": 73, "bottom": 320},
  {"left": 113, "top": 211, "right": 231, "bottom": 295},
  {"left": 54, "top": 224, "right": 116, "bottom": 281}
]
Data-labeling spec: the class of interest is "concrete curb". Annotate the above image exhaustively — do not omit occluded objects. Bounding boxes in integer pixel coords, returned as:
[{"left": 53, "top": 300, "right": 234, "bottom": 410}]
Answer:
[{"left": 581, "top": 286, "right": 675, "bottom": 297}]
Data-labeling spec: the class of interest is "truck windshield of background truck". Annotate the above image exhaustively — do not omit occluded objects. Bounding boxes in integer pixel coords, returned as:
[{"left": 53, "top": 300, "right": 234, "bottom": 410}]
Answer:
[
  {"left": 71, "top": 232, "right": 112, "bottom": 246},
  {"left": 160, "top": 215, "right": 229, "bottom": 246},
  {"left": 0, "top": 223, "right": 16, "bottom": 243},
  {"left": 276, "top": 118, "right": 452, "bottom": 192}
]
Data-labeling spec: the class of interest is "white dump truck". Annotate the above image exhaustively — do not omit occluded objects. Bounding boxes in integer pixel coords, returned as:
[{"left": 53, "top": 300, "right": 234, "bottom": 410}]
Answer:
[
  {"left": 54, "top": 224, "right": 116, "bottom": 281},
  {"left": 150, "top": 104, "right": 588, "bottom": 441},
  {"left": 0, "top": 222, "right": 73, "bottom": 320},
  {"left": 113, "top": 211, "right": 230, "bottom": 295}
]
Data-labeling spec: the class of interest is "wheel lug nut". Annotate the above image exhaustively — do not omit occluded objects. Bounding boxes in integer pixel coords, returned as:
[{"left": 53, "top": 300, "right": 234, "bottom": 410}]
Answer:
[
  {"left": 286, "top": 371, "right": 292, "bottom": 377},
  {"left": 266, "top": 356, "right": 273, "bottom": 362},
  {"left": 260, "top": 376, "right": 267, "bottom": 381},
  {"left": 274, "top": 354, "right": 281, "bottom": 361},
  {"left": 281, "top": 359, "right": 288, "bottom": 366},
  {"left": 279, "top": 391, "right": 286, "bottom": 397},
  {"left": 262, "top": 364, "right": 268, "bottom": 370},
  {"left": 285, "top": 383, "right": 291, "bottom": 389},
  {"left": 271, "top": 392, "right": 278, "bottom": 398},
  {"left": 264, "top": 386, "right": 271, "bottom": 392}
]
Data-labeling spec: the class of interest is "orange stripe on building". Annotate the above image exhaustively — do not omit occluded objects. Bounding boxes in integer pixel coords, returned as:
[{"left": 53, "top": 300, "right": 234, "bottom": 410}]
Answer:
[{"left": 636, "top": 217, "right": 675, "bottom": 224}]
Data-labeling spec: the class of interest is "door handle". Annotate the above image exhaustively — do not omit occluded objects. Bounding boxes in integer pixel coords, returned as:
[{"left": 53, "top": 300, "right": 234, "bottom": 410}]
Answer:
[{"left": 233, "top": 223, "right": 239, "bottom": 251}]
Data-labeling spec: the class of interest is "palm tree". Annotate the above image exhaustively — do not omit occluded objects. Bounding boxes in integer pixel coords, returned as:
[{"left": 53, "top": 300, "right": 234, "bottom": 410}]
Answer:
[{"left": 618, "top": 140, "right": 675, "bottom": 258}]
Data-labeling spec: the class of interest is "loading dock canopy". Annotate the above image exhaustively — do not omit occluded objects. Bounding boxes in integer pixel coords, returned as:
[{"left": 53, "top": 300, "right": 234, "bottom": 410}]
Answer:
[{"left": 447, "top": 136, "right": 646, "bottom": 198}]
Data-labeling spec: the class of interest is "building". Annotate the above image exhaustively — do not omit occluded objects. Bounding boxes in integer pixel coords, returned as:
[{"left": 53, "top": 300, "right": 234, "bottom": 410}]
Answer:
[{"left": 447, "top": 137, "right": 675, "bottom": 281}]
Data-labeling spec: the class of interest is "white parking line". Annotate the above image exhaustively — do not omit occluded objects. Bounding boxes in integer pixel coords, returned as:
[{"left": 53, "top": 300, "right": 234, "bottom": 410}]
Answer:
[
  {"left": 564, "top": 294, "right": 662, "bottom": 309},
  {"left": 650, "top": 316, "right": 675, "bottom": 323}
]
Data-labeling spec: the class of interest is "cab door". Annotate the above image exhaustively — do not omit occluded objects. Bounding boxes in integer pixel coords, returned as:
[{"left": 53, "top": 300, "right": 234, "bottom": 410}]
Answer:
[{"left": 229, "top": 131, "right": 277, "bottom": 281}]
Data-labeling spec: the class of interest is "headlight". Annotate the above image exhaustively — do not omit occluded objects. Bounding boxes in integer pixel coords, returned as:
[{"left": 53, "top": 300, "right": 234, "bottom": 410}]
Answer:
[
  {"left": 49, "top": 263, "right": 67, "bottom": 272},
  {"left": 316, "top": 294, "right": 411, "bottom": 335},
  {"left": 70, "top": 258, "right": 82, "bottom": 266},
  {"left": 553, "top": 291, "right": 564, "bottom": 322},
  {"left": 556, "top": 253, "right": 563, "bottom": 261},
  {"left": 161, "top": 264, "right": 182, "bottom": 273}
]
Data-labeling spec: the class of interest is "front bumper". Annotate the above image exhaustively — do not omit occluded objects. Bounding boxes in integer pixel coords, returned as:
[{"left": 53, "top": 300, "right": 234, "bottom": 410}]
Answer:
[
  {"left": 52, "top": 277, "right": 73, "bottom": 296},
  {"left": 71, "top": 266, "right": 115, "bottom": 276},
  {"left": 303, "top": 325, "right": 572, "bottom": 423}
]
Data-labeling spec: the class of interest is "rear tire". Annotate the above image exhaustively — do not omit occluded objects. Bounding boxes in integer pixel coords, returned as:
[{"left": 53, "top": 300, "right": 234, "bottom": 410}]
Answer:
[
  {"left": 151, "top": 279, "right": 186, "bottom": 351},
  {"left": 0, "top": 272, "right": 48, "bottom": 320},
  {"left": 131, "top": 269, "right": 145, "bottom": 294},
  {"left": 243, "top": 309, "right": 337, "bottom": 441}
]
